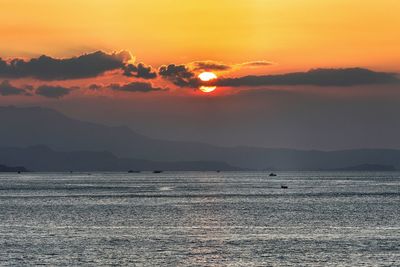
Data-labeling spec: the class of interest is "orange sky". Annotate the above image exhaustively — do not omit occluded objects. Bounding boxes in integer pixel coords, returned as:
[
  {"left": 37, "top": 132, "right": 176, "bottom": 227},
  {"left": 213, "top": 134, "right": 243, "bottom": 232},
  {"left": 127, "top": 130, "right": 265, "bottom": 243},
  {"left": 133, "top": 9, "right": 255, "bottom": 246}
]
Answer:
[{"left": 1, "top": 0, "right": 399, "bottom": 72}]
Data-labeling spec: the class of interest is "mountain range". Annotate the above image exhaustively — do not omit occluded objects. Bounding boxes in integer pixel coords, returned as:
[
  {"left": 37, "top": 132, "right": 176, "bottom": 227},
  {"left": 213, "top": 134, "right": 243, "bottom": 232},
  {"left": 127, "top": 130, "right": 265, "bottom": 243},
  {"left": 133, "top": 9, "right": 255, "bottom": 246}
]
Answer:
[
  {"left": 0, "top": 106, "right": 399, "bottom": 171},
  {"left": 0, "top": 145, "right": 238, "bottom": 172}
]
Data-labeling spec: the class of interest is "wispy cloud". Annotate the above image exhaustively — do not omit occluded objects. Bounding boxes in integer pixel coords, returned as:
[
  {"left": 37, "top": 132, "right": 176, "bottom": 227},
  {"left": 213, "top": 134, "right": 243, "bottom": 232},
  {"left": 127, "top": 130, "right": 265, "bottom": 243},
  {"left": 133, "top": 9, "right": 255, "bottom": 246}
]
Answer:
[
  {"left": 189, "top": 61, "right": 232, "bottom": 72},
  {"left": 237, "top": 61, "right": 273, "bottom": 68}
]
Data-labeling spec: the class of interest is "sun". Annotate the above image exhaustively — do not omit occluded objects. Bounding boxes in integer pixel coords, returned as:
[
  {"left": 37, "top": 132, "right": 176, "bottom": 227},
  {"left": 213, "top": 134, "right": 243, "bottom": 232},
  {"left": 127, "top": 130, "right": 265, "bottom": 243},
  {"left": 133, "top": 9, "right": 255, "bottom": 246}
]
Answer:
[
  {"left": 199, "top": 86, "right": 217, "bottom": 93},
  {"left": 198, "top": 72, "right": 217, "bottom": 93},
  {"left": 198, "top": 72, "right": 217, "bottom": 82}
]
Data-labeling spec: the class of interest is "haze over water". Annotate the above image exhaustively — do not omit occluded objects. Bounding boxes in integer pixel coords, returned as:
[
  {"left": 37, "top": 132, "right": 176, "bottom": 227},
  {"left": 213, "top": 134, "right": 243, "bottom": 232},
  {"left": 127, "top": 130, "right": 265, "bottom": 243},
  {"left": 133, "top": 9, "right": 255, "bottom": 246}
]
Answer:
[{"left": 0, "top": 171, "right": 399, "bottom": 266}]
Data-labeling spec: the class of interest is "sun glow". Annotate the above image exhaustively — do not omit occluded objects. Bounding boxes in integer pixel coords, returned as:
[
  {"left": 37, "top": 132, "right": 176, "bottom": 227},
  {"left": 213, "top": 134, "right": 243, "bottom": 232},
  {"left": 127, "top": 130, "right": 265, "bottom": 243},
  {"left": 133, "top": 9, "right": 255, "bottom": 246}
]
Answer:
[{"left": 198, "top": 72, "right": 217, "bottom": 82}]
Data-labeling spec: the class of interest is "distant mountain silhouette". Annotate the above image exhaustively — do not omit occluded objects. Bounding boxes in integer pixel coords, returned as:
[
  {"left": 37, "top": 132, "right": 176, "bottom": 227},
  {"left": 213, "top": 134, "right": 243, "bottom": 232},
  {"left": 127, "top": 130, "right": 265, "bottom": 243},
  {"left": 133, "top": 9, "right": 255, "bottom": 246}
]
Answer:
[
  {"left": 0, "top": 145, "right": 239, "bottom": 172},
  {"left": 335, "top": 164, "right": 396, "bottom": 171},
  {"left": 0, "top": 164, "right": 28, "bottom": 172},
  {"left": 1, "top": 106, "right": 400, "bottom": 170}
]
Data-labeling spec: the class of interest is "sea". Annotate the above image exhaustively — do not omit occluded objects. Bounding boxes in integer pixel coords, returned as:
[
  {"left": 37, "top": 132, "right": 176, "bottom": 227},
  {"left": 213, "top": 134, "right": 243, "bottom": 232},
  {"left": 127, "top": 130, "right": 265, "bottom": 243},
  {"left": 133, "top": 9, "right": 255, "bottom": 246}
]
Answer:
[{"left": 0, "top": 171, "right": 399, "bottom": 266}]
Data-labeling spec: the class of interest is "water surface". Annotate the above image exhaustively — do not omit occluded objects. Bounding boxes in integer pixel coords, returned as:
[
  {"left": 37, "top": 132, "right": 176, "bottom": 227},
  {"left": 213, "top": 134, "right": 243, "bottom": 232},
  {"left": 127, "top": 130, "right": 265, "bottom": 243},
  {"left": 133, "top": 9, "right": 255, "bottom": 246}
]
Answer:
[{"left": 0, "top": 172, "right": 399, "bottom": 266}]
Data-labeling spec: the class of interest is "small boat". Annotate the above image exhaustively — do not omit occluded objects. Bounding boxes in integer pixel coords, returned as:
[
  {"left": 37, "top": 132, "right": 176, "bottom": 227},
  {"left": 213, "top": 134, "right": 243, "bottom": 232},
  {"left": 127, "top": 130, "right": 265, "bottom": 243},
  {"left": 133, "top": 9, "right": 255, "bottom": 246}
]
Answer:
[
  {"left": 128, "top": 170, "right": 140, "bottom": 173},
  {"left": 269, "top": 173, "right": 277, "bottom": 177},
  {"left": 153, "top": 170, "right": 163, "bottom": 173},
  {"left": 281, "top": 185, "right": 288, "bottom": 189}
]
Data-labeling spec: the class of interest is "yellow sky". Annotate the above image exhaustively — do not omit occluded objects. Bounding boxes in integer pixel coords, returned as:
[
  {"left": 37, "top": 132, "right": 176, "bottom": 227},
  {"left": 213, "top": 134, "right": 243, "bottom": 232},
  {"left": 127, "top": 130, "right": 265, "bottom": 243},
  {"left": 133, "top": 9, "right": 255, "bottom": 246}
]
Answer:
[{"left": 1, "top": 0, "right": 399, "bottom": 71}]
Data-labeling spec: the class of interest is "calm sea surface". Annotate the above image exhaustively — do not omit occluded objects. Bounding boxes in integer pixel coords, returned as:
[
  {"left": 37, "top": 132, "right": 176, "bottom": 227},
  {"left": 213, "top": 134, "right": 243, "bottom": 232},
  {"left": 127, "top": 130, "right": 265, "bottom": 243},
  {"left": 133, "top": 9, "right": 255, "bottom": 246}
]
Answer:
[{"left": 0, "top": 171, "right": 399, "bottom": 266}]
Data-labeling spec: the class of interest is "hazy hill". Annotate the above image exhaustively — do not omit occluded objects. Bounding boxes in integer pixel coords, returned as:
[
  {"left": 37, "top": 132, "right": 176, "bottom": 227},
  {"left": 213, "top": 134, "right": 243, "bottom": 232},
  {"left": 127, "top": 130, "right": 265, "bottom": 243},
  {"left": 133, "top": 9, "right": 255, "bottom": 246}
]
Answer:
[
  {"left": 0, "top": 145, "right": 239, "bottom": 172},
  {"left": 335, "top": 164, "right": 396, "bottom": 171},
  {"left": 1, "top": 106, "right": 400, "bottom": 170}
]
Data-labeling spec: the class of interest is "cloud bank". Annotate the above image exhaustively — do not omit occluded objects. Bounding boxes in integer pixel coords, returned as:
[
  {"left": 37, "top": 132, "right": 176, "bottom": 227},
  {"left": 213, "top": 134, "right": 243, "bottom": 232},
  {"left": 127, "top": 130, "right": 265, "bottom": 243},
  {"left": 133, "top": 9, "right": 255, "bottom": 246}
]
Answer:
[
  {"left": 216, "top": 68, "right": 400, "bottom": 87},
  {"left": 0, "top": 51, "right": 132, "bottom": 80},
  {"left": 0, "top": 80, "right": 168, "bottom": 98},
  {"left": 0, "top": 49, "right": 398, "bottom": 93},
  {"left": 0, "top": 81, "right": 73, "bottom": 98}
]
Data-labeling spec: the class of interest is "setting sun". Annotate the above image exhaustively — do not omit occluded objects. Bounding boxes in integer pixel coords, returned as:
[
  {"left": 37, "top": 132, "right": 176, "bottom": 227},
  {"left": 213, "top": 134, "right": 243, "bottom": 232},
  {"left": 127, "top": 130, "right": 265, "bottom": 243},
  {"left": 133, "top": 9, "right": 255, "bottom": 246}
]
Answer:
[
  {"left": 198, "top": 72, "right": 217, "bottom": 82},
  {"left": 199, "top": 86, "right": 217, "bottom": 93},
  {"left": 198, "top": 72, "right": 217, "bottom": 93}
]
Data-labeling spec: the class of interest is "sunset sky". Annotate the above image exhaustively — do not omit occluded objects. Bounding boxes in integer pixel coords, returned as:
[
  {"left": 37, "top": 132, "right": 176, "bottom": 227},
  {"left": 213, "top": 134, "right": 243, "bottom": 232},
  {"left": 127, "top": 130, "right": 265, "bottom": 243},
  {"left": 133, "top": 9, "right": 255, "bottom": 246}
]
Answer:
[
  {"left": 0, "top": 0, "right": 400, "bottom": 149},
  {"left": 1, "top": 0, "right": 400, "bottom": 70}
]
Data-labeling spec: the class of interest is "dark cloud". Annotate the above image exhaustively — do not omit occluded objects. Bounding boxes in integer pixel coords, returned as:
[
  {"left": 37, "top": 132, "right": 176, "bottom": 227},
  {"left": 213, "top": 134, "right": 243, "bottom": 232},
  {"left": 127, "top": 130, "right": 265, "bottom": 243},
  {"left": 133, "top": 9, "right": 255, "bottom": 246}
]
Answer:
[
  {"left": 217, "top": 68, "right": 400, "bottom": 87},
  {"left": 123, "top": 63, "right": 157, "bottom": 79},
  {"left": 89, "top": 84, "right": 102, "bottom": 90},
  {"left": 191, "top": 61, "right": 231, "bottom": 71},
  {"left": 36, "top": 85, "right": 72, "bottom": 98},
  {"left": 109, "top": 82, "right": 168, "bottom": 93},
  {"left": 0, "top": 81, "right": 72, "bottom": 98},
  {"left": 0, "top": 80, "right": 28, "bottom": 96},
  {"left": 159, "top": 64, "right": 199, "bottom": 87},
  {"left": 0, "top": 50, "right": 132, "bottom": 80}
]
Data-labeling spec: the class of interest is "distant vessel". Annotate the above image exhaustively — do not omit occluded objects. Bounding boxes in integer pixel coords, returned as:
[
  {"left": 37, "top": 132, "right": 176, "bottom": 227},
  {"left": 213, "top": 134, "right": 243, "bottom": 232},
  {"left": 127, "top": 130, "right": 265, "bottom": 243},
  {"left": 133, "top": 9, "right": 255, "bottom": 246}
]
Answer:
[
  {"left": 0, "top": 164, "right": 27, "bottom": 173},
  {"left": 128, "top": 170, "right": 140, "bottom": 173},
  {"left": 269, "top": 173, "right": 277, "bottom": 176},
  {"left": 281, "top": 185, "right": 288, "bottom": 189},
  {"left": 153, "top": 170, "right": 163, "bottom": 173}
]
